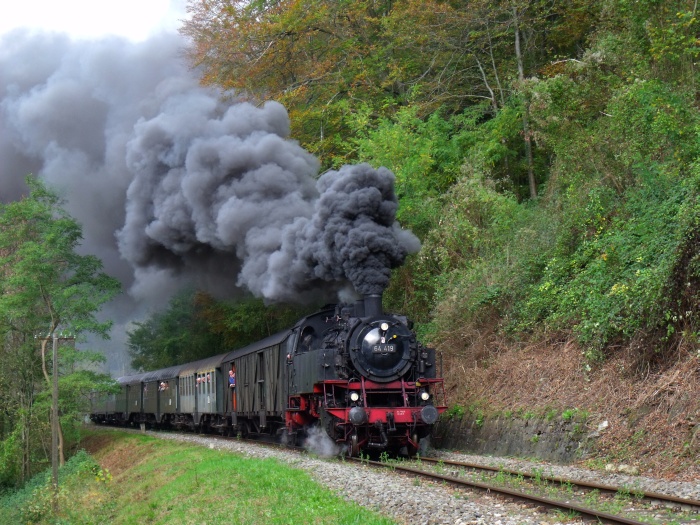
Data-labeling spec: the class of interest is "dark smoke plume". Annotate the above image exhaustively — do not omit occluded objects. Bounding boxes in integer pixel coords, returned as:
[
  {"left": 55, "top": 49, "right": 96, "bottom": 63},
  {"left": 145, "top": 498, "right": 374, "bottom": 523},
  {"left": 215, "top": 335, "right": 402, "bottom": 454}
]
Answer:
[
  {"left": 0, "top": 29, "right": 420, "bottom": 370},
  {"left": 121, "top": 94, "right": 419, "bottom": 302},
  {"left": 263, "top": 164, "right": 420, "bottom": 302}
]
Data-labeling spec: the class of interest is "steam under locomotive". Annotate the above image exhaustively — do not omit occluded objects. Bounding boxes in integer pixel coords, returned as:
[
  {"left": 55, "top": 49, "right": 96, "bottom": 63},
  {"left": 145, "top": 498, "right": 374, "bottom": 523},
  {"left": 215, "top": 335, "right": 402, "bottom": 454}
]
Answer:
[{"left": 90, "top": 294, "right": 447, "bottom": 456}]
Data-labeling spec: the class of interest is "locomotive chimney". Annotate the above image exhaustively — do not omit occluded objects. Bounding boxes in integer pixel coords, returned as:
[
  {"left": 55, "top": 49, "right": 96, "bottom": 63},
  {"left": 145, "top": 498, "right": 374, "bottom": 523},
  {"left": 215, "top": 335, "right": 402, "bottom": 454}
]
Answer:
[
  {"left": 354, "top": 299, "right": 365, "bottom": 318},
  {"left": 364, "top": 293, "right": 383, "bottom": 317}
]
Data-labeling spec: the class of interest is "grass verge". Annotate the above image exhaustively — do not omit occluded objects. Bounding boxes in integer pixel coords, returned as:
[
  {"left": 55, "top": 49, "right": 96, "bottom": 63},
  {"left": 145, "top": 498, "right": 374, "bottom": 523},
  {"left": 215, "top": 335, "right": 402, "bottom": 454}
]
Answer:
[{"left": 0, "top": 429, "right": 395, "bottom": 525}]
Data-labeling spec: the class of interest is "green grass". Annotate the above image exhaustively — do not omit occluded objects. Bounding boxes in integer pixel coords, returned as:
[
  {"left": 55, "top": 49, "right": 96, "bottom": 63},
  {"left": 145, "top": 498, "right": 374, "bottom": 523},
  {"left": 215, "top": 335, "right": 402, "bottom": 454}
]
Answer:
[{"left": 0, "top": 430, "right": 395, "bottom": 525}]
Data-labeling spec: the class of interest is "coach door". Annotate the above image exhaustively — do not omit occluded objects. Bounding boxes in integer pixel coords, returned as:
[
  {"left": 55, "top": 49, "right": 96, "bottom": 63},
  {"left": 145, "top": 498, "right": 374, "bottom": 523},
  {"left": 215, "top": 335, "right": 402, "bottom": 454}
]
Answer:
[
  {"left": 257, "top": 352, "right": 266, "bottom": 428},
  {"left": 215, "top": 368, "right": 224, "bottom": 414}
]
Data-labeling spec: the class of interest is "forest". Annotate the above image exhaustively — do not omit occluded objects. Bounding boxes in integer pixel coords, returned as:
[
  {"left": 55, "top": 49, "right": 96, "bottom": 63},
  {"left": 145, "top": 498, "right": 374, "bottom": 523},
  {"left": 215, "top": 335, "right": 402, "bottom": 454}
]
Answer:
[
  {"left": 178, "top": 0, "right": 700, "bottom": 370},
  {"left": 2, "top": 0, "right": 700, "bottom": 488}
]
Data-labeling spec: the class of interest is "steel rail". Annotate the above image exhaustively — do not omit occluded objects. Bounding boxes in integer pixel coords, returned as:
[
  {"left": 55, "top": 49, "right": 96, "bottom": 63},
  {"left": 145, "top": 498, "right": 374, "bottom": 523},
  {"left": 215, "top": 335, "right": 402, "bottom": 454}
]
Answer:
[
  {"left": 417, "top": 457, "right": 700, "bottom": 509},
  {"left": 352, "top": 458, "right": 654, "bottom": 525}
]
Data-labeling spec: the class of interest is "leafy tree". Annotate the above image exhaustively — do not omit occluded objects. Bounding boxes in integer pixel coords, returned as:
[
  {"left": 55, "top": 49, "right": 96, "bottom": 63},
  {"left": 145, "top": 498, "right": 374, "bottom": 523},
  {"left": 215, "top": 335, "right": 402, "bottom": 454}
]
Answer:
[
  {"left": 127, "top": 290, "right": 314, "bottom": 371},
  {"left": 127, "top": 289, "right": 219, "bottom": 372},
  {"left": 182, "top": 0, "right": 600, "bottom": 193},
  {"left": 182, "top": 0, "right": 406, "bottom": 164},
  {"left": 0, "top": 177, "right": 120, "bottom": 486}
]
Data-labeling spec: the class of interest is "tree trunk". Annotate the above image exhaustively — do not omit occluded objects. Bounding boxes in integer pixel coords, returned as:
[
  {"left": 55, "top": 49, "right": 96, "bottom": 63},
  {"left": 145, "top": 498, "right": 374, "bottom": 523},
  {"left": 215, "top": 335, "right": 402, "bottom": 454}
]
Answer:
[
  {"left": 40, "top": 338, "right": 65, "bottom": 466},
  {"left": 21, "top": 390, "right": 30, "bottom": 483},
  {"left": 513, "top": 5, "right": 537, "bottom": 199}
]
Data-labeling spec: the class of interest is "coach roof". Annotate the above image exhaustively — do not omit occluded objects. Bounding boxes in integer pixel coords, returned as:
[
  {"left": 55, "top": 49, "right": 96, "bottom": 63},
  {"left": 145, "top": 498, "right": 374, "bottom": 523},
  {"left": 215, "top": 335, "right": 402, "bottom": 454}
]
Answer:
[
  {"left": 223, "top": 329, "right": 291, "bottom": 361},
  {"left": 178, "top": 352, "right": 229, "bottom": 377}
]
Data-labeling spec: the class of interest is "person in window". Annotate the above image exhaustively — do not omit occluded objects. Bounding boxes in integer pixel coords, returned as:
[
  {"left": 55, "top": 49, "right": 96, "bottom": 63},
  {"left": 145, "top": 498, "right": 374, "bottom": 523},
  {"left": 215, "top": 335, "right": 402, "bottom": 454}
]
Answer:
[
  {"left": 300, "top": 327, "right": 315, "bottom": 352},
  {"left": 229, "top": 367, "right": 237, "bottom": 411}
]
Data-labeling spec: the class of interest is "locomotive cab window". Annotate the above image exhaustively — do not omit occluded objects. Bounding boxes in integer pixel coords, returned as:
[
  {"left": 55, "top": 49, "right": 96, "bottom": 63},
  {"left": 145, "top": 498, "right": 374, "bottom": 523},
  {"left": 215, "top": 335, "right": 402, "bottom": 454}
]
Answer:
[{"left": 299, "top": 326, "right": 315, "bottom": 353}]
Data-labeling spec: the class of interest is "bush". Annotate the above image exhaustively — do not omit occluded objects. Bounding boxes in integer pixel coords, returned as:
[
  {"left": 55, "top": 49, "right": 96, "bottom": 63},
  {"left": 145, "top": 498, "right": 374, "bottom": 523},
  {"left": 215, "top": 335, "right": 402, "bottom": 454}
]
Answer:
[
  {"left": 0, "top": 449, "right": 100, "bottom": 524},
  {"left": 516, "top": 165, "right": 699, "bottom": 357}
]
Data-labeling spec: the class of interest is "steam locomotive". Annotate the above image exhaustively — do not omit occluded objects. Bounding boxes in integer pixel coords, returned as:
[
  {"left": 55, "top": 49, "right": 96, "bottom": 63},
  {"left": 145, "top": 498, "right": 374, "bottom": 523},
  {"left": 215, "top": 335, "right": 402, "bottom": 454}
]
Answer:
[{"left": 90, "top": 294, "right": 447, "bottom": 456}]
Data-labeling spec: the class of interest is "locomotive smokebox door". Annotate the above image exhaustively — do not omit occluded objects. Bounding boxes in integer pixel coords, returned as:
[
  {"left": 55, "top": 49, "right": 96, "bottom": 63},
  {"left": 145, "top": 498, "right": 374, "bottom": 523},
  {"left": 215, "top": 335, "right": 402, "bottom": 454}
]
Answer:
[{"left": 349, "top": 320, "right": 414, "bottom": 382}]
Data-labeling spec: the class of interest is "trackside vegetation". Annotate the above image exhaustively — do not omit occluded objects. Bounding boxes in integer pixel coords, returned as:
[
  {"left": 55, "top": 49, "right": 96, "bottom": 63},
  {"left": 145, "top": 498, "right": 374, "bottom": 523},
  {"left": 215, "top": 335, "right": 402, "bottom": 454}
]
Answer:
[{"left": 0, "top": 430, "right": 395, "bottom": 525}]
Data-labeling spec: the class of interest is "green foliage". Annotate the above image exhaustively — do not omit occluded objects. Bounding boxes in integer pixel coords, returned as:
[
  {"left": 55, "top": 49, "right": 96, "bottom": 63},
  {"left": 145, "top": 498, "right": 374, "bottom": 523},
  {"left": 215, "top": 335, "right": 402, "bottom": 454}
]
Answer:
[
  {"left": 516, "top": 165, "right": 697, "bottom": 356},
  {"left": 377, "top": 102, "right": 543, "bottom": 322},
  {"left": 346, "top": 104, "right": 475, "bottom": 235},
  {"left": 0, "top": 177, "right": 121, "bottom": 488},
  {"left": 532, "top": 78, "right": 697, "bottom": 352},
  {"left": 418, "top": 171, "right": 557, "bottom": 344},
  {"left": 419, "top": 19, "right": 700, "bottom": 361},
  {"left": 474, "top": 409, "right": 485, "bottom": 428},
  {"left": 0, "top": 427, "right": 22, "bottom": 488},
  {"left": 0, "top": 177, "right": 121, "bottom": 338},
  {"left": 442, "top": 404, "right": 466, "bottom": 420},
  {"left": 128, "top": 290, "right": 314, "bottom": 371},
  {"left": 605, "top": 80, "right": 699, "bottom": 169},
  {"left": 5, "top": 431, "right": 394, "bottom": 525},
  {"left": 562, "top": 408, "right": 579, "bottom": 421},
  {"left": 127, "top": 289, "right": 221, "bottom": 371},
  {"left": 0, "top": 449, "right": 98, "bottom": 523}
]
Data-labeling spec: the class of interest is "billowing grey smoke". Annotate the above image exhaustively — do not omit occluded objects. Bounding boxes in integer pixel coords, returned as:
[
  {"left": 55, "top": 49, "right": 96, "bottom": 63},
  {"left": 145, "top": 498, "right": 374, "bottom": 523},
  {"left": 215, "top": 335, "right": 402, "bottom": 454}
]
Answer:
[
  {"left": 1, "top": 29, "right": 419, "bottom": 316},
  {"left": 263, "top": 164, "right": 420, "bottom": 301},
  {"left": 120, "top": 100, "right": 419, "bottom": 302},
  {"left": 0, "top": 30, "right": 204, "bottom": 292}
]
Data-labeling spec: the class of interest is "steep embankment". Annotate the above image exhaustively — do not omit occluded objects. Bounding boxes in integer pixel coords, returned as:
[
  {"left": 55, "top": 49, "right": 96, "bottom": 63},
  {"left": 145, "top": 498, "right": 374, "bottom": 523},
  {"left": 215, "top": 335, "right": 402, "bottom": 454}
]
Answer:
[{"left": 437, "top": 335, "right": 700, "bottom": 480}]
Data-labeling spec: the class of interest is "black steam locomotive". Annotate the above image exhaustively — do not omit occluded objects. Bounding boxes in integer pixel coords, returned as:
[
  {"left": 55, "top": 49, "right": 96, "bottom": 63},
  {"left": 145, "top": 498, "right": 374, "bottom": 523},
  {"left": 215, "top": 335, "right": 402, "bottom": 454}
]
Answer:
[{"left": 90, "top": 294, "right": 446, "bottom": 456}]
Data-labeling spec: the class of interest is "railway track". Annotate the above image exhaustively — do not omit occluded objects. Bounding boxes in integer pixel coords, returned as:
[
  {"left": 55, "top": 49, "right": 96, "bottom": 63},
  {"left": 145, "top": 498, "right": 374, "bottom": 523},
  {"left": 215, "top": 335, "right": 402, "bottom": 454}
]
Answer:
[
  {"left": 418, "top": 456, "right": 700, "bottom": 508},
  {"left": 177, "top": 432, "right": 700, "bottom": 522},
  {"left": 99, "top": 427, "right": 699, "bottom": 524},
  {"left": 347, "top": 455, "right": 700, "bottom": 525}
]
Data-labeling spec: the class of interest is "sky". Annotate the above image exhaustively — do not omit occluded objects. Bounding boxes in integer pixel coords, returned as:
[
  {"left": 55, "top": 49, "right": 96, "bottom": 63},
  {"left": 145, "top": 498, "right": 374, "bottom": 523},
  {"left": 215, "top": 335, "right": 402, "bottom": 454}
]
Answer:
[{"left": 0, "top": 0, "right": 188, "bottom": 41}]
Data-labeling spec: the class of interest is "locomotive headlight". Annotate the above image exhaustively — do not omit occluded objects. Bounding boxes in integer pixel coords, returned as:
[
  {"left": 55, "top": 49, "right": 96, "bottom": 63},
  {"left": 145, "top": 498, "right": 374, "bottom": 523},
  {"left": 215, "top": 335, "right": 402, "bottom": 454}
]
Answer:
[
  {"left": 420, "top": 391, "right": 430, "bottom": 401},
  {"left": 349, "top": 391, "right": 360, "bottom": 402},
  {"left": 380, "top": 322, "right": 389, "bottom": 331}
]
